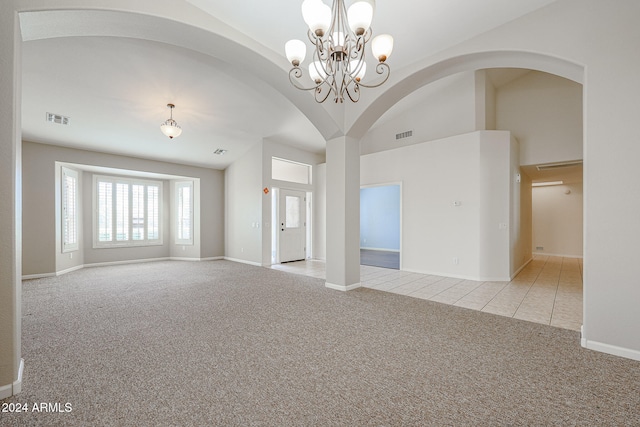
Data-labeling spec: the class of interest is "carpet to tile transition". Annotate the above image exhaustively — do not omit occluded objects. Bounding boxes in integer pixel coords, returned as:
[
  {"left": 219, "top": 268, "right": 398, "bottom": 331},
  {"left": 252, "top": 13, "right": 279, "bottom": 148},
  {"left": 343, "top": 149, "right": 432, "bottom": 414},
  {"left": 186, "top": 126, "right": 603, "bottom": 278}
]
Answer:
[{"left": 1, "top": 260, "right": 639, "bottom": 426}]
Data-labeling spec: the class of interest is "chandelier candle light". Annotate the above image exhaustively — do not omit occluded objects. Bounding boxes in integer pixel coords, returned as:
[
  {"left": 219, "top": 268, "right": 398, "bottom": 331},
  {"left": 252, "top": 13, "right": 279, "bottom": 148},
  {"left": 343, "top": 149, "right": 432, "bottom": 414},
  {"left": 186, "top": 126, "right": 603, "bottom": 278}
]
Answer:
[
  {"left": 160, "top": 103, "right": 182, "bottom": 139},
  {"left": 285, "top": 0, "right": 393, "bottom": 103}
]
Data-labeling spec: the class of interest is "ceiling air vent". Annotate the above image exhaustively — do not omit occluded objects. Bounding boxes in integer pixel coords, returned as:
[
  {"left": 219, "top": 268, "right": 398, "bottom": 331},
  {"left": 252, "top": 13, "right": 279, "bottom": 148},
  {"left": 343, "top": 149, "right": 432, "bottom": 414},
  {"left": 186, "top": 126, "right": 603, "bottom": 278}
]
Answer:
[
  {"left": 213, "top": 148, "right": 227, "bottom": 155},
  {"left": 396, "top": 130, "right": 413, "bottom": 140},
  {"left": 46, "top": 112, "right": 70, "bottom": 125},
  {"left": 536, "top": 160, "right": 582, "bottom": 171}
]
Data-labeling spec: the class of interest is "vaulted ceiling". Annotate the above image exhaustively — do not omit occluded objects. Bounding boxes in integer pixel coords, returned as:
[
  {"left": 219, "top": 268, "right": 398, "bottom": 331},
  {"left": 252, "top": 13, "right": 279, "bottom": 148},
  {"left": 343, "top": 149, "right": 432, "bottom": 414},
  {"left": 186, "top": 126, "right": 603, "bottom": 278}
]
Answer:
[{"left": 20, "top": 0, "right": 559, "bottom": 169}]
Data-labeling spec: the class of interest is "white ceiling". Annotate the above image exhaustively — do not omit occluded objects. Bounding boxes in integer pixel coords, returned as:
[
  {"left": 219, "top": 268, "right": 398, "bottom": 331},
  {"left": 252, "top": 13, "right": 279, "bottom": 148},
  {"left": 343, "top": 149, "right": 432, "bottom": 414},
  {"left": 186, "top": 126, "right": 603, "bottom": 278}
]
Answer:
[{"left": 20, "top": 0, "right": 559, "bottom": 169}]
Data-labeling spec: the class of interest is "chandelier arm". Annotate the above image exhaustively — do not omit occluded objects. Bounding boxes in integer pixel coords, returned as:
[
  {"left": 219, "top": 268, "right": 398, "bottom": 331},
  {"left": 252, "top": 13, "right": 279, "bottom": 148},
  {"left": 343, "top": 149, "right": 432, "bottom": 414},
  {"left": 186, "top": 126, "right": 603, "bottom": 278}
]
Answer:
[
  {"left": 356, "top": 62, "right": 391, "bottom": 89},
  {"left": 344, "top": 82, "right": 361, "bottom": 103},
  {"left": 314, "top": 42, "right": 332, "bottom": 78},
  {"left": 349, "top": 36, "right": 363, "bottom": 61},
  {"left": 289, "top": 67, "right": 321, "bottom": 92},
  {"left": 315, "top": 80, "right": 334, "bottom": 103},
  {"left": 362, "top": 27, "right": 372, "bottom": 44}
]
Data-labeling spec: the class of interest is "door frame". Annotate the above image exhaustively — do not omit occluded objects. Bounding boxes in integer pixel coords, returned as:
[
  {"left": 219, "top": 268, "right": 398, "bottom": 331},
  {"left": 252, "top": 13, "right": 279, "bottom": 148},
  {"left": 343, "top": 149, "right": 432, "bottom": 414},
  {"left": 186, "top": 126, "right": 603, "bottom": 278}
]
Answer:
[
  {"left": 272, "top": 186, "right": 313, "bottom": 264},
  {"left": 360, "top": 182, "right": 403, "bottom": 270}
]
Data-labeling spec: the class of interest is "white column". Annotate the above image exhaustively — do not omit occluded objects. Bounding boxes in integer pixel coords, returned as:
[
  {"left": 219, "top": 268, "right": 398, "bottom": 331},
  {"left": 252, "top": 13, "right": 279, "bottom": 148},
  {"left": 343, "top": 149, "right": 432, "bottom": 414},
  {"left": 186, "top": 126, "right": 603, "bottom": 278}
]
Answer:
[
  {"left": 0, "top": 5, "right": 23, "bottom": 399},
  {"left": 325, "top": 136, "right": 361, "bottom": 291}
]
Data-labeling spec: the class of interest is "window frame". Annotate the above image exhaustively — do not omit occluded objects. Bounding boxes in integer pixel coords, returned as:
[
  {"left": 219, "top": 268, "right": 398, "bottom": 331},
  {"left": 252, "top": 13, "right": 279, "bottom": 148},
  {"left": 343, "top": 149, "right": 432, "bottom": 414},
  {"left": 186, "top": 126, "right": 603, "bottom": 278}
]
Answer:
[
  {"left": 93, "top": 174, "right": 164, "bottom": 248},
  {"left": 175, "top": 181, "right": 194, "bottom": 246},
  {"left": 61, "top": 167, "right": 79, "bottom": 253}
]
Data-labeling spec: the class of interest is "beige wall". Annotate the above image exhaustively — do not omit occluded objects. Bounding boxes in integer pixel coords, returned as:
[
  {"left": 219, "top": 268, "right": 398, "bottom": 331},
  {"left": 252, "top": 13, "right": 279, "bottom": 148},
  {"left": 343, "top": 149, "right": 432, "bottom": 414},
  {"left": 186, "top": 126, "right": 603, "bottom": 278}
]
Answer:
[
  {"left": 22, "top": 141, "right": 224, "bottom": 276},
  {"left": 533, "top": 183, "right": 583, "bottom": 257},
  {"left": 0, "top": 3, "right": 22, "bottom": 398},
  {"left": 518, "top": 167, "right": 534, "bottom": 271}
]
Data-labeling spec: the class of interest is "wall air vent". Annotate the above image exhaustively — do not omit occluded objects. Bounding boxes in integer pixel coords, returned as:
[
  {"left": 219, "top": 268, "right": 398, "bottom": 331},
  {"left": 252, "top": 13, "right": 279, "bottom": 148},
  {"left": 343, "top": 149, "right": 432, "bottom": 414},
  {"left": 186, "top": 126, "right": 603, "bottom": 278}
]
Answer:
[
  {"left": 46, "top": 112, "right": 70, "bottom": 125},
  {"left": 395, "top": 130, "right": 413, "bottom": 140},
  {"left": 213, "top": 148, "right": 227, "bottom": 155},
  {"left": 536, "top": 160, "right": 582, "bottom": 171}
]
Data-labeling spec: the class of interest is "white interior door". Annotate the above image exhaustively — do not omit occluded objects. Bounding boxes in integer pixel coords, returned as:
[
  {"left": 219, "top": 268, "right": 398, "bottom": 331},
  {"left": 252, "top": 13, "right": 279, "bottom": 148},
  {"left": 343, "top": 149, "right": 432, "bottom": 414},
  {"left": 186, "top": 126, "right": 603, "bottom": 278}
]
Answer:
[{"left": 279, "top": 189, "right": 306, "bottom": 263}]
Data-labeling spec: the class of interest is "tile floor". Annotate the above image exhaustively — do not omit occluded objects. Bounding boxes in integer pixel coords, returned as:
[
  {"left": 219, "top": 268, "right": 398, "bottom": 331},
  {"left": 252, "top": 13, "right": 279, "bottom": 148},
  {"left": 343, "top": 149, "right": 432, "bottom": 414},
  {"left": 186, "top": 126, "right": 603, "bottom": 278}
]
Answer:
[{"left": 270, "top": 255, "right": 583, "bottom": 331}]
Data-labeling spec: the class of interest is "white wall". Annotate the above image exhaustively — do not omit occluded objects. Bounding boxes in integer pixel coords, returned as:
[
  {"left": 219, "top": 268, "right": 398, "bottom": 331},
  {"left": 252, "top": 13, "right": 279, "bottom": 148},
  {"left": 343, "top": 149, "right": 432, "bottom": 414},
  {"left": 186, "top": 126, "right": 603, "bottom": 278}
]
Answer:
[
  {"left": 373, "top": 0, "right": 639, "bottom": 358},
  {"left": 496, "top": 70, "right": 583, "bottom": 166},
  {"left": 224, "top": 143, "right": 263, "bottom": 265},
  {"left": 360, "top": 130, "right": 517, "bottom": 281},
  {"left": 532, "top": 183, "right": 583, "bottom": 257},
  {"left": 225, "top": 139, "right": 324, "bottom": 266},
  {"left": 261, "top": 140, "right": 324, "bottom": 266},
  {"left": 313, "top": 163, "right": 327, "bottom": 260},
  {"left": 360, "top": 72, "right": 478, "bottom": 155}
]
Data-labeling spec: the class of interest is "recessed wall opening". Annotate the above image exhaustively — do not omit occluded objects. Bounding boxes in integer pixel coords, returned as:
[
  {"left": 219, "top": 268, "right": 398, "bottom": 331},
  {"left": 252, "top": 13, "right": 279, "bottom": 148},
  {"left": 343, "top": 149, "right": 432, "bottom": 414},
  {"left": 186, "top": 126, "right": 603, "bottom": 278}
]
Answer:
[
  {"left": 271, "top": 157, "right": 313, "bottom": 265},
  {"left": 360, "top": 183, "right": 401, "bottom": 269}
]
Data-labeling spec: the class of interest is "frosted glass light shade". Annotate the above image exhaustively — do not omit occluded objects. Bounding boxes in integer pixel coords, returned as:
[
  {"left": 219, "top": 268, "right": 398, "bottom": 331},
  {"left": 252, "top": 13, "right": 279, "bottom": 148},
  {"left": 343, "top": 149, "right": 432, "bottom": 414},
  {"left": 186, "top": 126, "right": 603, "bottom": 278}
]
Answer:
[
  {"left": 285, "top": 40, "right": 306, "bottom": 65},
  {"left": 160, "top": 120, "right": 182, "bottom": 139},
  {"left": 309, "top": 61, "right": 327, "bottom": 82},
  {"left": 347, "top": 1, "right": 374, "bottom": 35},
  {"left": 332, "top": 31, "right": 346, "bottom": 47},
  {"left": 302, "top": 0, "right": 331, "bottom": 36},
  {"left": 372, "top": 34, "right": 393, "bottom": 62},
  {"left": 349, "top": 60, "right": 366, "bottom": 81}
]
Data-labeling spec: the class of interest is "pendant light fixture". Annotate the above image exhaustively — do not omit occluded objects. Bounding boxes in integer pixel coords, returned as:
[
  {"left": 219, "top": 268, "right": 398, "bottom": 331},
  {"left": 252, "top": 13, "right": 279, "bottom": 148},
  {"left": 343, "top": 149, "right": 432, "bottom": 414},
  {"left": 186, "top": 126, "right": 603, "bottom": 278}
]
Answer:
[
  {"left": 285, "top": 0, "right": 394, "bottom": 103},
  {"left": 160, "top": 103, "right": 182, "bottom": 139}
]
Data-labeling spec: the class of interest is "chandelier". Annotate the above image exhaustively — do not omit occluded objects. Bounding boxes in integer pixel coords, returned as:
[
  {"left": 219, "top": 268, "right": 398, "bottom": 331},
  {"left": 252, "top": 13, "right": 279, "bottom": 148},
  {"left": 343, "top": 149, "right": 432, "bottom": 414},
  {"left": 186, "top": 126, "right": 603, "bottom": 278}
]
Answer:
[
  {"left": 285, "top": 0, "right": 393, "bottom": 103},
  {"left": 160, "top": 103, "right": 182, "bottom": 139}
]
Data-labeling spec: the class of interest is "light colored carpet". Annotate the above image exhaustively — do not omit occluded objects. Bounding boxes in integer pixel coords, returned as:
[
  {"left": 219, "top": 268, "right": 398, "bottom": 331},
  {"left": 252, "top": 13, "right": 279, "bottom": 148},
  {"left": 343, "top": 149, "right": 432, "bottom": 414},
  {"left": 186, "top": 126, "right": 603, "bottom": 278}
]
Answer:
[{"left": 1, "top": 260, "right": 639, "bottom": 426}]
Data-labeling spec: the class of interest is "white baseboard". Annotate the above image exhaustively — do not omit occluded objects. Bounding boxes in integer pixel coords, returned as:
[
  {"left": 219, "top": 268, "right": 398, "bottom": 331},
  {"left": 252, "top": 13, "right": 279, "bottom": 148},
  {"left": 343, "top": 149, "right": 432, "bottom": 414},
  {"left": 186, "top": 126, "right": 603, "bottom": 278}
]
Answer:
[
  {"left": 23, "top": 257, "right": 225, "bottom": 279},
  {"left": 22, "top": 272, "right": 56, "bottom": 280},
  {"left": 84, "top": 257, "right": 170, "bottom": 268},
  {"left": 402, "top": 268, "right": 510, "bottom": 282},
  {"left": 56, "top": 265, "right": 85, "bottom": 276},
  {"left": 0, "top": 359, "right": 24, "bottom": 399},
  {"left": 532, "top": 252, "right": 583, "bottom": 259},
  {"left": 224, "top": 257, "right": 262, "bottom": 267},
  {"left": 510, "top": 257, "right": 533, "bottom": 280},
  {"left": 582, "top": 338, "right": 640, "bottom": 362},
  {"left": 325, "top": 281, "right": 361, "bottom": 291},
  {"left": 14, "top": 358, "right": 24, "bottom": 395},
  {"left": 360, "top": 247, "right": 400, "bottom": 252}
]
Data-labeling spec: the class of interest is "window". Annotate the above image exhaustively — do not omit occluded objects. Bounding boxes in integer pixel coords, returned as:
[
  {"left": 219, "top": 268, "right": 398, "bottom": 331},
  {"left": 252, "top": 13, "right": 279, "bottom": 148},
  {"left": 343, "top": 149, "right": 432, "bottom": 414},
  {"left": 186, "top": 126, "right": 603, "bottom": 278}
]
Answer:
[
  {"left": 272, "top": 157, "right": 311, "bottom": 184},
  {"left": 175, "top": 181, "right": 193, "bottom": 245},
  {"left": 62, "top": 167, "right": 79, "bottom": 252},
  {"left": 94, "top": 175, "right": 162, "bottom": 247},
  {"left": 285, "top": 195, "right": 301, "bottom": 228}
]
